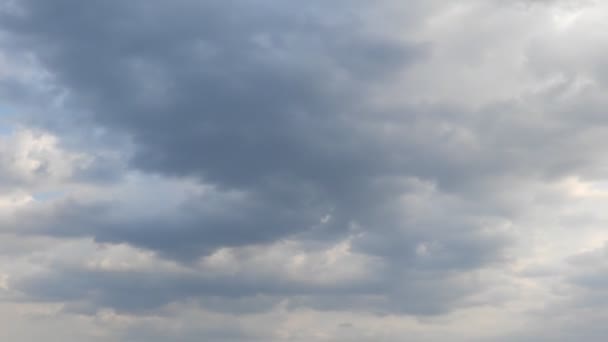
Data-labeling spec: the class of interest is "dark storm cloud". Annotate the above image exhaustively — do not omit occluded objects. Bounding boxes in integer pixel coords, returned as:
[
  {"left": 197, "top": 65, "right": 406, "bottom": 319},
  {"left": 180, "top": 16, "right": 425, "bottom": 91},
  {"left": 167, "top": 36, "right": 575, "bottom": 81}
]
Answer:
[
  {"left": 0, "top": 0, "right": 519, "bottom": 316},
  {"left": 12, "top": 193, "right": 334, "bottom": 260},
  {"left": 0, "top": 0, "right": 436, "bottom": 254}
]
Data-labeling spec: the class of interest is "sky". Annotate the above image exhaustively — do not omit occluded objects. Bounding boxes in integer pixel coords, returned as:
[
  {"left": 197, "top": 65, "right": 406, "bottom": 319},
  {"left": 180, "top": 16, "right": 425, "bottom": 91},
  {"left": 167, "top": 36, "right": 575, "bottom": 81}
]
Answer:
[{"left": 0, "top": 0, "right": 607, "bottom": 341}]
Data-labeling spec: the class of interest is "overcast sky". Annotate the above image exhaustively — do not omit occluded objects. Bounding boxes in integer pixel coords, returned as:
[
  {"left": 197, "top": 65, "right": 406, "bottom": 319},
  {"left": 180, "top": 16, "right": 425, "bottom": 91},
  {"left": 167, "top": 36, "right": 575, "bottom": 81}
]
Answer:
[{"left": 0, "top": 0, "right": 608, "bottom": 341}]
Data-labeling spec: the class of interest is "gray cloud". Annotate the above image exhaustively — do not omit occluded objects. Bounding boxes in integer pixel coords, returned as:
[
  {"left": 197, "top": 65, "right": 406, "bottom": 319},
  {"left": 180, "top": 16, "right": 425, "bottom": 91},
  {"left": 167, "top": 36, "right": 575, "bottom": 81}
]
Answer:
[
  {"left": 0, "top": 0, "right": 529, "bottom": 318},
  {"left": 2, "top": 0, "right": 608, "bottom": 341}
]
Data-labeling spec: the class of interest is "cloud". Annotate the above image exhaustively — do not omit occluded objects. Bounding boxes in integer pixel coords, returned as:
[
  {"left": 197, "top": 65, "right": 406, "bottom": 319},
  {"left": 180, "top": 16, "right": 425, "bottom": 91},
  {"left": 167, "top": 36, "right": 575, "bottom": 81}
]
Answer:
[{"left": 2, "top": 0, "right": 608, "bottom": 341}]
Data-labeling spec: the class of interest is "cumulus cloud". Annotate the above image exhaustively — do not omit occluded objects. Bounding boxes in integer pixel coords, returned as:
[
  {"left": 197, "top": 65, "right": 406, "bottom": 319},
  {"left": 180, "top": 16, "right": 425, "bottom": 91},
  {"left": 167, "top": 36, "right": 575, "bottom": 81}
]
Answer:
[{"left": 1, "top": 0, "right": 608, "bottom": 341}]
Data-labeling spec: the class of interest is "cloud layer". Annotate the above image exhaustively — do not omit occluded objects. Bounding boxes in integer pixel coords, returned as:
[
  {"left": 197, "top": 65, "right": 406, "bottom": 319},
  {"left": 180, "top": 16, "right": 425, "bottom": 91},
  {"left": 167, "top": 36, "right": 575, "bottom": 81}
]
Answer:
[{"left": 1, "top": 0, "right": 608, "bottom": 341}]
